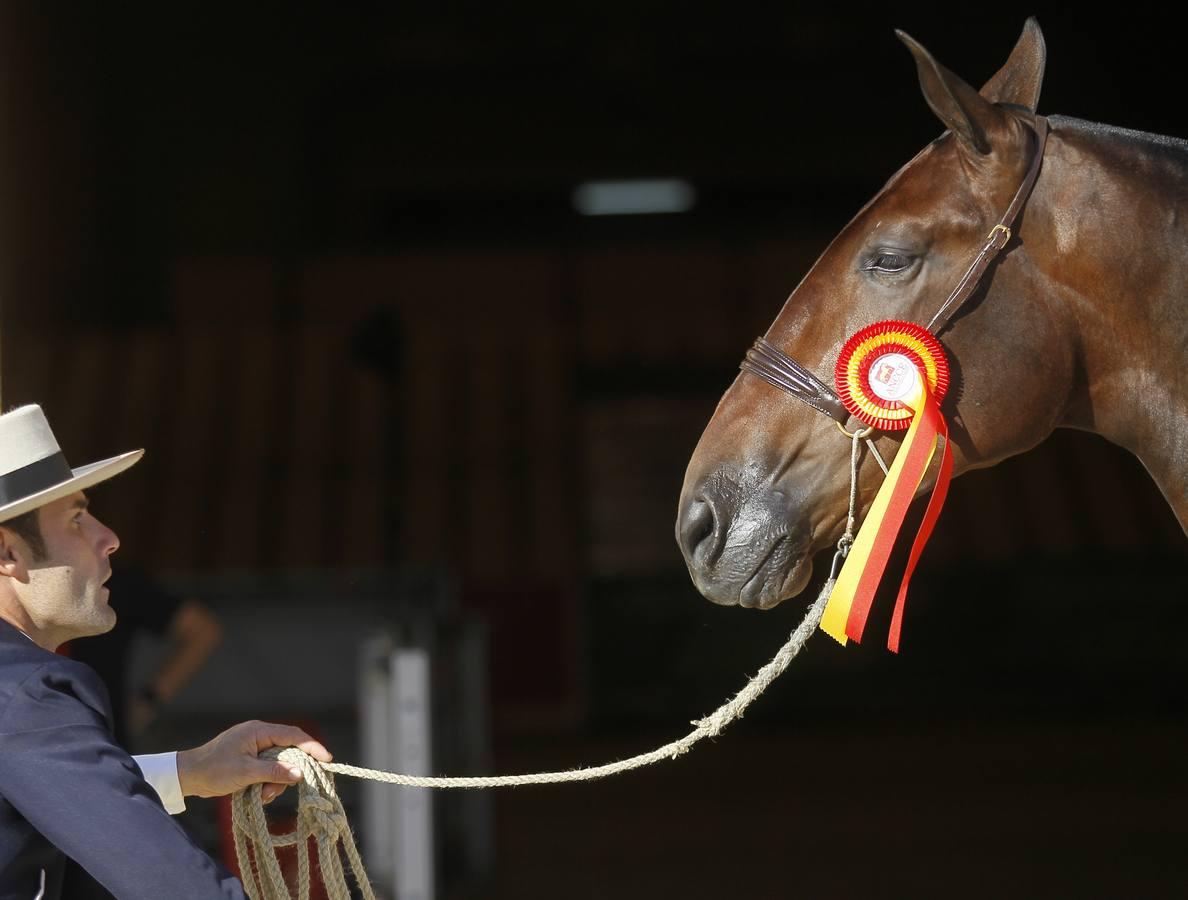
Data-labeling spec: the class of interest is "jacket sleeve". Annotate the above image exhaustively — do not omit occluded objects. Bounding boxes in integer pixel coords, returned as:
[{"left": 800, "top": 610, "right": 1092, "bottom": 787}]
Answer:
[{"left": 0, "top": 660, "right": 245, "bottom": 899}]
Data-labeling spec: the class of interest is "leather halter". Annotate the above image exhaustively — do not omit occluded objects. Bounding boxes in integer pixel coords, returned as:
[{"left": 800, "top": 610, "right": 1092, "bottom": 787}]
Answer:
[{"left": 741, "top": 115, "right": 1049, "bottom": 426}]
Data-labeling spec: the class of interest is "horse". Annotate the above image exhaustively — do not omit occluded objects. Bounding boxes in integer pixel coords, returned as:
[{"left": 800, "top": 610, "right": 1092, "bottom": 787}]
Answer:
[{"left": 676, "top": 18, "right": 1188, "bottom": 617}]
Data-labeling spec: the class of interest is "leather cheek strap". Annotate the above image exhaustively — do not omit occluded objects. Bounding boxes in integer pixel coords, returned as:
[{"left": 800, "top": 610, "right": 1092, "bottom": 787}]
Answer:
[{"left": 927, "top": 115, "right": 1049, "bottom": 335}]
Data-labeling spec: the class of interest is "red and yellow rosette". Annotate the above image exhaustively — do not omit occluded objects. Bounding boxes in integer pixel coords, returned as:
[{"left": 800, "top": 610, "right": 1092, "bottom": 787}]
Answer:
[{"left": 820, "top": 320, "right": 953, "bottom": 653}]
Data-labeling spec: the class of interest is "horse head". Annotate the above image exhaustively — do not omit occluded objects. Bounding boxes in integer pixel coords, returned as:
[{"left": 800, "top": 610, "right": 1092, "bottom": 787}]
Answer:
[{"left": 677, "top": 20, "right": 1085, "bottom": 609}]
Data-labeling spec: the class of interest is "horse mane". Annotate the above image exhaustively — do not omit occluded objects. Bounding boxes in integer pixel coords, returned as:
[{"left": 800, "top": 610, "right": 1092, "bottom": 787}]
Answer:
[{"left": 1048, "top": 113, "right": 1188, "bottom": 162}]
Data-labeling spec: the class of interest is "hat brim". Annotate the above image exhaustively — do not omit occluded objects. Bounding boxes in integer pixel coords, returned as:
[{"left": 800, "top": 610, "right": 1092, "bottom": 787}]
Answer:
[{"left": 0, "top": 449, "right": 144, "bottom": 524}]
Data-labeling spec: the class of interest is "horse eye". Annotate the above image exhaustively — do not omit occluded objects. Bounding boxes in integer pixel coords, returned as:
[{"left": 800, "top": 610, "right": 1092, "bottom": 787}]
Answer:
[
  {"left": 878, "top": 253, "right": 908, "bottom": 269},
  {"left": 866, "top": 251, "right": 913, "bottom": 273}
]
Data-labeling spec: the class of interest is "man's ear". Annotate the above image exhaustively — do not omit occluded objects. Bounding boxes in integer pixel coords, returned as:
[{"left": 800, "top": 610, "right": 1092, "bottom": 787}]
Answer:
[{"left": 0, "top": 528, "right": 32, "bottom": 584}]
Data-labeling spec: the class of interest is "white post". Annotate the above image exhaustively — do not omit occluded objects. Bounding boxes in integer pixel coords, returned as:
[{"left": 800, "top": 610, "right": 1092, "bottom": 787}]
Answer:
[
  {"left": 391, "top": 645, "right": 434, "bottom": 900},
  {"left": 358, "top": 637, "right": 396, "bottom": 892}
]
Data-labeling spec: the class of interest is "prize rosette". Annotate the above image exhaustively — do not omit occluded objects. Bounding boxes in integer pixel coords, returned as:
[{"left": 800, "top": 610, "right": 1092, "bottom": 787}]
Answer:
[
  {"left": 821, "top": 320, "right": 954, "bottom": 653},
  {"left": 834, "top": 320, "right": 950, "bottom": 431}
]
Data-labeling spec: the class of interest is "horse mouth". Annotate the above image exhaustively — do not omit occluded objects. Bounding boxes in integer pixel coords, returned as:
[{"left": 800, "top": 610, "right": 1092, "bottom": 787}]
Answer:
[{"left": 738, "top": 538, "right": 814, "bottom": 609}]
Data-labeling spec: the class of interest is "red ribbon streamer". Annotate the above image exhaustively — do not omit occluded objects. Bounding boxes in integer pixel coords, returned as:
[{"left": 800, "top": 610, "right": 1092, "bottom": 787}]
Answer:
[
  {"left": 888, "top": 405, "right": 952, "bottom": 653},
  {"left": 842, "top": 385, "right": 950, "bottom": 651}
]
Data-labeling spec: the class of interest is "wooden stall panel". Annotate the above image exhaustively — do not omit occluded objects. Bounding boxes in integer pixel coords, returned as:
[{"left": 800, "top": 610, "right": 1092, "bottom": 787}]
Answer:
[
  {"left": 213, "top": 328, "right": 282, "bottom": 567},
  {"left": 524, "top": 338, "right": 570, "bottom": 579},
  {"left": 337, "top": 364, "right": 391, "bottom": 567},
  {"left": 301, "top": 251, "right": 569, "bottom": 580},
  {"left": 152, "top": 333, "right": 227, "bottom": 569},
  {"left": 302, "top": 251, "right": 579, "bottom": 718},
  {"left": 95, "top": 332, "right": 168, "bottom": 559},
  {"left": 277, "top": 327, "right": 336, "bottom": 566},
  {"left": 3, "top": 328, "right": 54, "bottom": 411},
  {"left": 575, "top": 246, "right": 732, "bottom": 363}
]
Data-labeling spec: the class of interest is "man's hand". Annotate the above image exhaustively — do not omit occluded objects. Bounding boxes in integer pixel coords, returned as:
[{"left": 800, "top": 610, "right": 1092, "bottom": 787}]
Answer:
[{"left": 176, "top": 720, "right": 332, "bottom": 804}]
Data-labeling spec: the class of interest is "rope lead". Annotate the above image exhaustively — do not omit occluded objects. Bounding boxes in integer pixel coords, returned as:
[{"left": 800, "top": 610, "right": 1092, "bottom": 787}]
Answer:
[
  {"left": 231, "top": 578, "right": 831, "bottom": 898},
  {"left": 230, "top": 425, "right": 867, "bottom": 897}
]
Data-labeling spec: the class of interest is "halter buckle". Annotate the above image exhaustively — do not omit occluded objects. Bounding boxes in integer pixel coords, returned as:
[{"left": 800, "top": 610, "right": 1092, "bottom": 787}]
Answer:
[{"left": 987, "top": 223, "right": 1012, "bottom": 247}]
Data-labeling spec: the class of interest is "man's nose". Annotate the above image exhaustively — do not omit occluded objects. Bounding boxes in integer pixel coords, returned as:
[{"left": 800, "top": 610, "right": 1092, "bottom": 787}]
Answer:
[{"left": 97, "top": 519, "right": 120, "bottom": 556}]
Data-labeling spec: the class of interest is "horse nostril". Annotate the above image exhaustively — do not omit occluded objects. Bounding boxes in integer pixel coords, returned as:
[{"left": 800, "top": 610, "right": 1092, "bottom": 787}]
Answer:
[{"left": 679, "top": 496, "right": 720, "bottom": 566}]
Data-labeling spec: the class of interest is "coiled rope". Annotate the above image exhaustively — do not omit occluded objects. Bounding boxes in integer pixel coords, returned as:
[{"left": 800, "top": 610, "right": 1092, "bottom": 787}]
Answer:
[
  {"left": 232, "top": 746, "right": 375, "bottom": 900},
  {"left": 230, "top": 429, "right": 868, "bottom": 898}
]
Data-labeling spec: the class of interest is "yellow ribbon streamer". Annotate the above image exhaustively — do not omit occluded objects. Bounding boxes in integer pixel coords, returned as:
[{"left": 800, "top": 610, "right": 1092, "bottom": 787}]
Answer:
[{"left": 820, "top": 379, "right": 937, "bottom": 645}]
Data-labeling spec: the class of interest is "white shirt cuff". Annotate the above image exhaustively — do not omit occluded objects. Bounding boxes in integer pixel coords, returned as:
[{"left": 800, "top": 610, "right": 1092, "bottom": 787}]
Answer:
[{"left": 134, "top": 751, "right": 186, "bottom": 815}]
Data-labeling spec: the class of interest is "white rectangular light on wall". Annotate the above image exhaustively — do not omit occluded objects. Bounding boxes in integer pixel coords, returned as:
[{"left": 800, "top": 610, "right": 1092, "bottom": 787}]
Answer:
[{"left": 572, "top": 178, "right": 697, "bottom": 216}]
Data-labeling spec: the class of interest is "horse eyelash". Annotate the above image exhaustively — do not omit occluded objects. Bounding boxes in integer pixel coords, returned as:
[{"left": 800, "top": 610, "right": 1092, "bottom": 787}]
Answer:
[{"left": 861, "top": 252, "right": 915, "bottom": 273}]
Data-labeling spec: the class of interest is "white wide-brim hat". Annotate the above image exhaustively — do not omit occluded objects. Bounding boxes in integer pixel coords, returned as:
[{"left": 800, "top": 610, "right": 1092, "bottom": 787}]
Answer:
[{"left": 0, "top": 404, "right": 143, "bottom": 524}]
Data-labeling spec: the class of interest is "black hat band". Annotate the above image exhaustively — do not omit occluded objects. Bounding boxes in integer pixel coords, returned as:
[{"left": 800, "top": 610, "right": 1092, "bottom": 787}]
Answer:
[{"left": 0, "top": 452, "right": 73, "bottom": 507}]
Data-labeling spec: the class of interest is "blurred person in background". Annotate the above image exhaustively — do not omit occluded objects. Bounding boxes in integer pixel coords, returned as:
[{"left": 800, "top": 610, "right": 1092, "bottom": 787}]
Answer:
[{"left": 68, "top": 568, "right": 224, "bottom": 746}]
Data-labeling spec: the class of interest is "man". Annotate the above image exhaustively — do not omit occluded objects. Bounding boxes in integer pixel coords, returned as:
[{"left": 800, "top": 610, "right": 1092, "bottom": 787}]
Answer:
[{"left": 0, "top": 404, "right": 329, "bottom": 898}]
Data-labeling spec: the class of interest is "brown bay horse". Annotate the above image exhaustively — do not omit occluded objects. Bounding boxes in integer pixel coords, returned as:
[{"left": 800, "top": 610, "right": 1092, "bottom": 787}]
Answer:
[{"left": 677, "top": 19, "right": 1188, "bottom": 614}]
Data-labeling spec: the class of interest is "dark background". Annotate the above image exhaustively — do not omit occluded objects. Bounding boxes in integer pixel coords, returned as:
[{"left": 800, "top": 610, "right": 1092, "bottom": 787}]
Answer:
[{"left": 2, "top": 4, "right": 1187, "bottom": 897}]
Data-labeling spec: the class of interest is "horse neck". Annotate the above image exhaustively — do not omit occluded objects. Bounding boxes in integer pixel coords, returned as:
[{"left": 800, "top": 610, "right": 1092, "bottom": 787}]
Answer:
[{"left": 1030, "top": 115, "right": 1188, "bottom": 530}]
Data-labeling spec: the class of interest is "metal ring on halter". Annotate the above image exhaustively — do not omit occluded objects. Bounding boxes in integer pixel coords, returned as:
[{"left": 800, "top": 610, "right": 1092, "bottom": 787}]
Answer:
[
  {"left": 835, "top": 421, "right": 875, "bottom": 440},
  {"left": 835, "top": 420, "right": 890, "bottom": 475}
]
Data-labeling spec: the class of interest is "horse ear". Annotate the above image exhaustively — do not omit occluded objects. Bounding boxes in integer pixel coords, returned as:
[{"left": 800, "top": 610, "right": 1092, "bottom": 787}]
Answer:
[
  {"left": 979, "top": 18, "right": 1046, "bottom": 112},
  {"left": 896, "top": 29, "right": 1003, "bottom": 156}
]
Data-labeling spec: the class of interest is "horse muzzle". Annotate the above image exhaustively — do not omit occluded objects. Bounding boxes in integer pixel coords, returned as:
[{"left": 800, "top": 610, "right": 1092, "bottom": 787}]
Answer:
[{"left": 676, "top": 479, "right": 815, "bottom": 609}]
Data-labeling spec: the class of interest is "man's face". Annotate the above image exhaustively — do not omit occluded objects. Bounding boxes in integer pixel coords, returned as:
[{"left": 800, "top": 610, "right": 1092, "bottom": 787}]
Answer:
[{"left": 20, "top": 492, "right": 120, "bottom": 642}]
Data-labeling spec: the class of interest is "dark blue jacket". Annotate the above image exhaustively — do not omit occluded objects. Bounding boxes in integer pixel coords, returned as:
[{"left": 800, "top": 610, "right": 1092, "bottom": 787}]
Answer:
[{"left": 0, "top": 620, "right": 245, "bottom": 899}]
